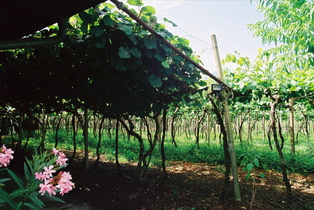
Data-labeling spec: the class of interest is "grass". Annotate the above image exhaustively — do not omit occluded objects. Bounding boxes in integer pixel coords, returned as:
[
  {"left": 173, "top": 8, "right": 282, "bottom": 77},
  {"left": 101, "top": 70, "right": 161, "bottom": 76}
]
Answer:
[{"left": 2, "top": 129, "right": 314, "bottom": 175}]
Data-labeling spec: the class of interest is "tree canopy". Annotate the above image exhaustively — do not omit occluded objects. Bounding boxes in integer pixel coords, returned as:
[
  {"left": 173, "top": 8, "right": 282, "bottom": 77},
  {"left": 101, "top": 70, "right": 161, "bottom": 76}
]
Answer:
[
  {"left": 0, "top": 1, "right": 205, "bottom": 117},
  {"left": 248, "top": 0, "right": 314, "bottom": 70},
  {"left": 223, "top": 0, "right": 314, "bottom": 103}
]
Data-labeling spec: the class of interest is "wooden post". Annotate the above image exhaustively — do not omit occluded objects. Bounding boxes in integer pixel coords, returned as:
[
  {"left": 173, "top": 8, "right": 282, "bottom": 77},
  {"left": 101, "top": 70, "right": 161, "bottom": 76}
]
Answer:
[
  {"left": 211, "top": 34, "right": 241, "bottom": 202},
  {"left": 289, "top": 98, "right": 295, "bottom": 154},
  {"left": 83, "top": 107, "right": 89, "bottom": 170}
]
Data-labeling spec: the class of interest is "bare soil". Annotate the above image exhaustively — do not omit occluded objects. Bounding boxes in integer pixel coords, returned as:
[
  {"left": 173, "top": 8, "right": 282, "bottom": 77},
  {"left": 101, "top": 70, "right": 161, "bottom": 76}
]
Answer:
[{"left": 44, "top": 158, "right": 314, "bottom": 210}]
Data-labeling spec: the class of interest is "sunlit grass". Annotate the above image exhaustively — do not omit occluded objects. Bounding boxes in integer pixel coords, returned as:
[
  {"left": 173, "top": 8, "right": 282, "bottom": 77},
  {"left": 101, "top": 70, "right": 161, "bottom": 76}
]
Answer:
[{"left": 2, "top": 128, "right": 314, "bottom": 175}]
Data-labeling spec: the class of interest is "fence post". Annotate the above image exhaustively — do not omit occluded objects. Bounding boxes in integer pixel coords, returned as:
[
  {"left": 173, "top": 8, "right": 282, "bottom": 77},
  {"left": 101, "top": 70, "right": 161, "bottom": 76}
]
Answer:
[
  {"left": 289, "top": 98, "right": 295, "bottom": 154},
  {"left": 211, "top": 34, "right": 241, "bottom": 202}
]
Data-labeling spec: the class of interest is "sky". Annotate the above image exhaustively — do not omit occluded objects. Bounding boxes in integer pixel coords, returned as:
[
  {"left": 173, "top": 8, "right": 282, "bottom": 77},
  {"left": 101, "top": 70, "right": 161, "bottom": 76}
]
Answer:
[{"left": 123, "top": 0, "right": 272, "bottom": 73}]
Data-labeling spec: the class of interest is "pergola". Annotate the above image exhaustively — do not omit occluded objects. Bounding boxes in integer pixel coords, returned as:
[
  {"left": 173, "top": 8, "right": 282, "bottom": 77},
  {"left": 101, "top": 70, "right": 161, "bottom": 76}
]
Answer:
[
  {"left": 0, "top": 0, "right": 240, "bottom": 202},
  {"left": 0, "top": 0, "right": 105, "bottom": 41}
]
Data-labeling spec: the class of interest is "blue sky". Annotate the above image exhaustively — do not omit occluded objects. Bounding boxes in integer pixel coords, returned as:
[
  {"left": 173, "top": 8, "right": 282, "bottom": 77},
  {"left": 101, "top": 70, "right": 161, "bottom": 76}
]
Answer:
[{"left": 135, "top": 0, "right": 272, "bottom": 73}]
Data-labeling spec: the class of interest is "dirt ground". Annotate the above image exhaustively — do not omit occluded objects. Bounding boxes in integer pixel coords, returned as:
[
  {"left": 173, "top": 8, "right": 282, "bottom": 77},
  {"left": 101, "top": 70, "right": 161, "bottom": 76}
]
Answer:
[{"left": 43, "top": 159, "right": 314, "bottom": 210}]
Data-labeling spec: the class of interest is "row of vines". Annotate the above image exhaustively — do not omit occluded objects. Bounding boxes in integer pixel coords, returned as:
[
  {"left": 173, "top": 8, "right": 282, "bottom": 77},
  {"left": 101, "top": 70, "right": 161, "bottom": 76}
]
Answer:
[{"left": 2, "top": 103, "right": 314, "bottom": 158}]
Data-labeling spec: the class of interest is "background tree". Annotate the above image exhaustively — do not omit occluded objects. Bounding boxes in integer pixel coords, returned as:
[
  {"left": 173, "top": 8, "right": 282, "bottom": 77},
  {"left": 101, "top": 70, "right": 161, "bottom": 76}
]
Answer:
[{"left": 249, "top": 0, "right": 314, "bottom": 71}]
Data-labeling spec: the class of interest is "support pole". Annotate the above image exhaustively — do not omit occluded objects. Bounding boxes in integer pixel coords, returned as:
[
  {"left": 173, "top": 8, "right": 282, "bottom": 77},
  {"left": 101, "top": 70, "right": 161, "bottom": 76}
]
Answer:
[
  {"left": 289, "top": 98, "right": 295, "bottom": 155},
  {"left": 83, "top": 107, "right": 89, "bottom": 170},
  {"left": 0, "top": 18, "right": 68, "bottom": 50},
  {"left": 211, "top": 34, "right": 241, "bottom": 202}
]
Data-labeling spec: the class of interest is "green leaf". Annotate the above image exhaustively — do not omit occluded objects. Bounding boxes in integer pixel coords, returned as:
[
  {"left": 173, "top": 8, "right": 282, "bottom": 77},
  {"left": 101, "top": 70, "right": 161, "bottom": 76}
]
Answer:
[
  {"left": 23, "top": 202, "right": 41, "bottom": 210},
  {"left": 24, "top": 162, "right": 32, "bottom": 180},
  {"left": 185, "top": 77, "right": 192, "bottom": 85},
  {"left": 29, "top": 195, "right": 45, "bottom": 208},
  {"left": 44, "top": 194, "right": 65, "bottom": 203},
  {"left": 161, "top": 61, "right": 170, "bottom": 68},
  {"left": 127, "top": 0, "right": 143, "bottom": 6},
  {"left": 148, "top": 75, "right": 162, "bottom": 88},
  {"left": 180, "top": 45, "right": 193, "bottom": 56},
  {"left": 177, "top": 37, "right": 190, "bottom": 46},
  {"left": 157, "top": 31, "right": 170, "bottom": 38},
  {"left": 7, "top": 169, "right": 24, "bottom": 189},
  {"left": 198, "top": 80, "right": 207, "bottom": 86},
  {"left": 103, "top": 14, "right": 114, "bottom": 27},
  {"left": 163, "top": 17, "right": 177, "bottom": 27},
  {"left": 144, "top": 39, "right": 157, "bottom": 50},
  {"left": 253, "top": 157, "right": 260, "bottom": 167},
  {"left": 173, "top": 55, "right": 183, "bottom": 61},
  {"left": 139, "top": 30, "right": 150, "bottom": 36},
  {"left": 78, "top": 12, "right": 94, "bottom": 34},
  {"left": 289, "top": 86, "right": 297, "bottom": 91},
  {"left": 11, "top": 188, "right": 30, "bottom": 198},
  {"left": 92, "top": 26, "right": 104, "bottom": 37},
  {"left": 131, "top": 48, "right": 142, "bottom": 58},
  {"left": 15, "top": 202, "right": 23, "bottom": 209},
  {"left": 246, "top": 163, "right": 254, "bottom": 172},
  {"left": 260, "top": 173, "right": 266, "bottom": 179},
  {"left": 184, "top": 95, "right": 192, "bottom": 103},
  {"left": 154, "top": 52, "right": 166, "bottom": 61},
  {"left": 141, "top": 6, "right": 156, "bottom": 15},
  {"left": 237, "top": 57, "right": 245, "bottom": 66},
  {"left": 116, "top": 62, "right": 127, "bottom": 71},
  {"left": 0, "top": 188, "right": 15, "bottom": 208},
  {"left": 79, "top": 11, "right": 95, "bottom": 24},
  {"left": 0, "top": 178, "right": 11, "bottom": 184},
  {"left": 118, "top": 24, "right": 132, "bottom": 35},
  {"left": 81, "top": 21, "right": 88, "bottom": 34},
  {"left": 127, "top": 34, "right": 139, "bottom": 45},
  {"left": 25, "top": 157, "right": 33, "bottom": 173},
  {"left": 118, "top": 47, "right": 131, "bottom": 59}
]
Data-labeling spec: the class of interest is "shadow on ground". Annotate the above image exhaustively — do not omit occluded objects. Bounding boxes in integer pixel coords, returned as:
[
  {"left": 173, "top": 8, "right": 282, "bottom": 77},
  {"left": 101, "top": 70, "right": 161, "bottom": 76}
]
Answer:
[{"left": 41, "top": 160, "right": 314, "bottom": 210}]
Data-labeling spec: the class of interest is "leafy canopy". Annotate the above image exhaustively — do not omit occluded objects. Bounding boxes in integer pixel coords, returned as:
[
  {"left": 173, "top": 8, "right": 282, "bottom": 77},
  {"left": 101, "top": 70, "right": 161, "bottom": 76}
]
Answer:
[
  {"left": 248, "top": 0, "right": 314, "bottom": 70},
  {"left": 0, "top": 1, "right": 205, "bottom": 117}
]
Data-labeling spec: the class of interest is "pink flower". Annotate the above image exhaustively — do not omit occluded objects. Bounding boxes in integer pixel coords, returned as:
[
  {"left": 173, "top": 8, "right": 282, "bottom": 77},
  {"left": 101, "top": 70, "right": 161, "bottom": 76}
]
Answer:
[
  {"left": 56, "top": 171, "right": 75, "bottom": 196},
  {"left": 3, "top": 145, "right": 14, "bottom": 156},
  {"left": 36, "top": 149, "right": 74, "bottom": 197},
  {"left": 39, "top": 179, "right": 57, "bottom": 196},
  {"left": 52, "top": 148, "right": 59, "bottom": 156},
  {"left": 43, "top": 165, "right": 56, "bottom": 178},
  {"left": 35, "top": 165, "right": 56, "bottom": 182},
  {"left": 60, "top": 171, "right": 72, "bottom": 181},
  {"left": 34, "top": 172, "right": 46, "bottom": 181},
  {"left": 0, "top": 145, "right": 14, "bottom": 167},
  {"left": 52, "top": 148, "right": 68, "bottom": 166},
  {"left": 56, "top": 152, "right": 68, "bottom": 166}
]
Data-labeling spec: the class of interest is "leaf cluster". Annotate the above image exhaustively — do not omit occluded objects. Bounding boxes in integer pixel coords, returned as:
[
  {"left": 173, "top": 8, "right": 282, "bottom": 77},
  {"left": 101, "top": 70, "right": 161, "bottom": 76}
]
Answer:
[
  {"left": 0, "top": 1, "right": 204, "bottom": 118},
  {"left": 223, "top": 50, "right": 314, "bottom": 112},
  {"left": 239, "top": 152, "right": 266, "bottom": 181},
  {"left": 248, "top": 0, "right": 314, "bottom": 69}
]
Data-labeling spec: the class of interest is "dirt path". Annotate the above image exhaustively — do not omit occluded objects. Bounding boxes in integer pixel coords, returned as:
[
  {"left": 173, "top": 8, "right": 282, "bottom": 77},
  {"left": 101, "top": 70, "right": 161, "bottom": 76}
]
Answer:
[{"left": 46, "top": 160, "right": 314, "bottom": 210}]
